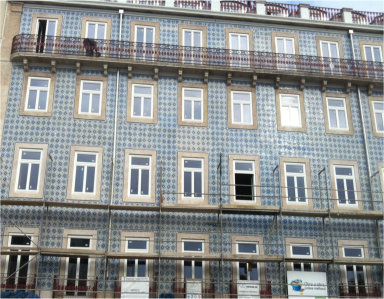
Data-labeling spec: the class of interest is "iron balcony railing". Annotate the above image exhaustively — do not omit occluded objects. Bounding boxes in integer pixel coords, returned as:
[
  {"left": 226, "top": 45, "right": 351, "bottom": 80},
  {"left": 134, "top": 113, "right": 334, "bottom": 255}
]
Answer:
[{"left": 11, "top": 34, "right": 384, "bottom": 80}]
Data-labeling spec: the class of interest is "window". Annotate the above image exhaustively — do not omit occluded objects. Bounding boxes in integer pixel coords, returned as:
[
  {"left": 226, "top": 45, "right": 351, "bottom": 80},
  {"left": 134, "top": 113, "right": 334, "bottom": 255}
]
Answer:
[
  {"left": 228, "top": 86, "right": 257, "bottom": 129},
  {"left": 131, "top": 21, "right": 159, "bottom": 61},
  {"left": 74, "top": 76, "right": 107, "bottom": 120},
  {"left": 333, "top": 166, "right": 357, "bottom": 206},
  {"left": 85, "top": 21, "right": 106, "bottom": 56},
  {"left": 272, "top": 33, "right": 299, "bottom": 70},
  {"left": 226, "top": 29, "right": 252, "bottom": 68},
  {"left": 126, "top": 238, "right": 149, "bottom": 278},
  {"left": 36, "top": 18, "right": 57, "bottom": 53},
  {"left": 182, "top": 240, "right": 204, "bottom": 279},
  {"left": 179, "top": 25, "right": 206, "bottom": 64},
  {"left": 323, "top": 93, "right": 353, "bottom": 135},
  {"left": 127, "top": 80, "right": 158, "bottom": 124},
  {"left": 369, "top": 97, "right": 384, "bottom": 137},
  {"left": 362, "top": 44, "right": 383, "bottom": 62},
  {"left": 276, "top": 90, "right": 306, "bottom": 131},
  {"left": 67, "top": 146, "right": 103, "bottom": 200},
  {"left": 237, "top": 242, "right": 259, "bottom": 280},
  {"left": 317, "top": 37, "right": 343, "bottom": 74},
  {"left": 66, "top": 236, "right": 91, "bottom": 296},
  {"left": 290, "top": 244, "right": 313, "bottom": 272},
  {"left": 178, "top": 83, "right": 208, "bottom": 127},
  {"left": 124, "top": 149, "right": 156, "bottom": 203},
  {"left": 284, "top": 163, "right": 307, "bottom": 204},
  {"left": 10, "top": 143, "right": 48, "bottom": 198}
]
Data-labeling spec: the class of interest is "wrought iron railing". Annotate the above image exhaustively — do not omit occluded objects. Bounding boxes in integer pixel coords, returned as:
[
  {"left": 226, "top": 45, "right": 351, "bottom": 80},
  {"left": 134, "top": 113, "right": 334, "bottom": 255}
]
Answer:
[
  {"left": 11, "top": 34, "right": 384, "bottom": 80},
  {"left": 175, "top": 0, "right": 211, "bottom": 10}
]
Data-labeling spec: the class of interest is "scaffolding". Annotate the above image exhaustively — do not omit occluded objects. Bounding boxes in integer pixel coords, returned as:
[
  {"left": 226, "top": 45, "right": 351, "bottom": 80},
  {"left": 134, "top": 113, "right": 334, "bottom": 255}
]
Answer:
[{"left": 1, "top": 154, "right": 383, "bottom": 298}]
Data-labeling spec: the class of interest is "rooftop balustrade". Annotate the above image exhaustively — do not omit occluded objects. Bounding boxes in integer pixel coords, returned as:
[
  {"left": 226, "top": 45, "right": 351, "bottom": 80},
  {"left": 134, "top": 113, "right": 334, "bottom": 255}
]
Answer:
[{"left": 11, "top": 34, "right": 384, "bottom": 83}]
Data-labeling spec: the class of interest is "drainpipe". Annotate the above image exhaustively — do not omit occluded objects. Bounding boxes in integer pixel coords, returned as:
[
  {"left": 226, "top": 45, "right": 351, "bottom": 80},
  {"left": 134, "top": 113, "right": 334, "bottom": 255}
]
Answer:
[{"left": 103, "top": 8, "right": 123, "bottom": 298}]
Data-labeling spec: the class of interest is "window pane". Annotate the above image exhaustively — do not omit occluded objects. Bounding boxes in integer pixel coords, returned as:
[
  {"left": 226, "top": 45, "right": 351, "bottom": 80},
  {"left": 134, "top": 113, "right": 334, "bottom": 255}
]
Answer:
[
  {"left": 281, "top": 96, "right": 298, "bottom": 106},
  {"left": 243, "top": 104, "right": 251, "bottom": 123},
  {"left": 303, "top": 263, "right": 312, "bottom": 272},
  {"left": 27, "top": 90, "right": 37, "bottom": 109},
  {"left": 375, "top": 113, "right": 384, "bottom": 131},
  {"left": 130, "top": 169, "right": 139, "bottom": 195},
  {"left": 293, "top": 263, "right": 302, "bottom": 271},
  {"left": 292, "top": 245, "right": 311, "bottom": 256},
  {"left": 184, "top": 100, "right": 192, "bottom": 119},
  {"left": 184, "top": 241, "right": 202, "bottom": 252},
  {"left": 286, "top": 165, "right": 303, "bottom": 173},
  {"left": 87, "top": 24, "right": 96, "bottom": 39},
  {"left": 97, "top": 24, "right": 105, "bottom": 39},
  {"left": 338, "top": 110, "right": 347, "bottom": 129},
  {"left": 77, "top": 154, "right": 96, "bottom": 163},
  {"left": 22, "top": 151, "right": 40, "bottom": 160},
  {"left": 128, "top": 240, "right": 147, "bottom": 250},
  {"left": 276, "top": 38, "right": 284, "bottom": 53},
  {"left": 30, "top": 79, "right": 49, "bottom": 87},
  {"left": 11, "top": 235, "right": 31, "bottom": 246},
  {"left": 29, "top": 163, "right": 40, "bottom": 190},
  {"left": 194, "top": 101, "right": 201, "bottom": 120},
  {"left": 75, "top": 166, "right": 84, "bottom": 192},
  {"left": 239, "top": 262, "right": 247, "bottom": 280},
  {"left": 235, "top": 162, "right": 253, "bottom": 171},
  {"left": 233, "top": 104, "right": 241, "bottom": 122},
  {"left": 141, "top": 169, "right": 149, "bottom": 195},
  {"left": 85, "top": 166, "right": 95, "bottom": 192},
  {"left": 195, "top": 261, "right": 203, "bottom": 279},
  {"left": 184, "top": 31, "right": 191, "bottom": 46},
  {"left": 250, "top": 263, "right": 258, "bottom": 280},
  {"left": 184, "top": 89, "right": 202, "bottom": 98},
  {"left": 329, "top": 110, "right": 337, "bottom": 128},
  {"left": 138, "top": 260, "right": 146, "bottom": 277},
  {"left": 337, "top": 179, "right": 346, "bottom": 203},
  {"left": 344, "top": 247, "right": 362, "bottom": 257},
  {"left": 330, "top": 43, "right": 338, "bottom": 58},
  {"left": 143, "top": 98, "right": 151, "bottom": 117},
  {"left": 136, "top": 27, "right": 144, "bottom": 42},
  {"left": 328, "top": 99, "right": 344, "bottom": 107},
  {"left": 18, "top": 163, "right": 29, "bottom": 190},
  {"left": 38, "top": 91, "right": 47, "bottom": 110},
  {"left": 126, "top": 260, "right": 135, "bottom": 277},
  {"left": 287, "top": 176, "right": 296, "bottom": 201},
  {"left": 83, "top": 82, "right": 101, "bottom": 91},
  {"left": 70, "top": 238, "right": 90, "bottom": 248},
  {"left": 184, "top": 261, "right": 192, "bottom": 279},
  {"left": 134, "top": 86, "right": 152, "bottom": 94},
  {"left": 194, "top": 172, "right": 202, "bottom": 197},
  {"left": 131, "top": 157, "right": 150, "bottom": 166},
  {"left": 193, "top": 31, "right": 201, "bottom": 47},
  {"left": 234, "top": 92, "right": 250, "bottom": 101},
  {"left": 285, "top": 39, "right": 294, "bottom": 54},
  {"left": 346, "top": 179, "right": 355, "bottom": 203},
  {"left": 373, "top": 47, "right": 382, "bottom": 62},
  {"left": 321, "top": 42, "right": 329, "bottom": 57},
  {"left": 47, "top": 20, "right": 56, "bottom": 36},
  {"left": 373, "top": 102, "right": 384, "bottom": 110},
  {"left": 240, "top": 36, "right": 248, "bottom": 50},
  {"left": 238, "top": 243, "right": 257, "bottom": 253},
  {"left": 184, "top": 160, "right": 201, "bottom": 168},
  {"left": 91, "top": 94, "right": 100, "bottom": 113},
  {"left": 81, "top": 93, "right": 90, "bottom": 113},
  {"left": 146, "top": 28, "right": 153, "bottom": 43},
  {"left": 133, "top": 97, "right": 141, "bottom": 116},
  {"left": 184, "top": 171, "right": 191, "bottom": 197},
  {"left": 230, "top": 35, "right": 238, "bottom": 50},
  {"left": 297, "top": 177, "right": 306, "bottom": 202},
  {"left": 365, "top": 47, "right": 373, "bottom": 61},
  {"left": 335, "top": 167, "right": 352, "bottom": 176}
]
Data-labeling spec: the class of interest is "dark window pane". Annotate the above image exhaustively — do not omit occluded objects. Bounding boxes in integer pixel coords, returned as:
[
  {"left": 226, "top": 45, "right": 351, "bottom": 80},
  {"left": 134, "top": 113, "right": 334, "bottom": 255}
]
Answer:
[
  {"left": 138, "top": 260, "right": 146, "bottom": 277},
  {"left": 70, "top": 238, "right": 90, "bottom": 248},
  {"left": 297, "top": 177, "right": 306, "bottom": 202},
  {"left": 194, "top": 172, "right": 202, "bottom": 197},
  {"left": 286, "top": 165, "right": 303, "bottom": 173},
  {"left": 77, "top": 154, "right": 96, "bottom": 163},
  {"left": 7, "top": 255, "right": 18, "bottom": 285},
  {"left": 128, "top": 240, "right": 147, "bottom": 250},
  {"left": 79, "top": 258, "right": 89, "bottom": 279},
  {"left": 239, "top": 262, "right": 247, "bottom": 280},
  {"left": 235, "top": 173, "right": 253, "bottom": 201},
  {"left": 184, "top": 241, "right": 202, "bottom": 252},
  {"left": 292, "top": 246, "right": 311, "bottom": 256},
  {"left": 74, "top": 166, "right": 84, "bottom": 192},
  {"left": 11, "top": 235, "right": 31, "bottom": 246},
  {"left": 131, "top": 157, "right": 150, "bottom": 166},
  {"left": 85, "top": 166, "right": 95, "bottom": 193},
  {"left": 238, "top": 243, "right": 256, "bottom": 253},
  {"left": 337, "top": 179, "right": 345, "bottom": 203},
  {"left": 346, "top": 179, "right": 355, "bottom": 203},
  {"left": 29, "top": 163, "right": 40, "bottom": 190},
  {"left": 130, "top": 169, "right": 139, "bottom": 194},
  {"left": 38, "top": 91, "right": 48, "bottom": 110},
  {"left": 335, "top": 167, "right": 352, "bottom": 176},
  {"left": 195, "top": 261, "right": 203, "bottom": 279},
  {"left": 235, "top": 162, "right": 253, "bottom": 171},
  {"left": 18, "top": 163, "right": 29, "bottom": 190},
  {"left": 344, "top": 248, "right": 362, "bottom": 257},
  {"left": 67, "top": 258, "right": 77, "bottom": 279},
  {"left": 293, "top": 263, "right": 301, "bottom": 271},
  {"left": 346, "top": 265, "right": 355, "bottom": 283},
  {"left": 184, "top": 160, "right": 202, "bottom": 168},
  {"left": 27, "top": 90, "right": 37, "bottom": 109},
  {"left": 141, "top": 169, "right": 149, "bottom": 195},
  {"left": 126, "top": 260, "right": 135, "bottom": 277},
  {"left": 22, "top": 151, "right": 41, "bottom": 160},
  {"left": 249, "top": 263, "right": 258, "bottom": 280},
  {"left": 184, "top": 171, "right": 191, "bottom": 197},
  {"left": 287, "top": 176, "right": 295, "bottom": 201},
  {"left": 303, "top": 263, "right": 312, "bottom": 271},
  {"left": 184, "top": 261, "right": 192, "bottom": 279}
]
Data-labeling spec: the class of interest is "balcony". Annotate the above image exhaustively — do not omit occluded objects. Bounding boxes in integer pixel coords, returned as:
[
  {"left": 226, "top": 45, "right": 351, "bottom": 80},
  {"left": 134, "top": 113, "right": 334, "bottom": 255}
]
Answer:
[{"left": 11, "top": 34, "right": 383, "bottom": 86}]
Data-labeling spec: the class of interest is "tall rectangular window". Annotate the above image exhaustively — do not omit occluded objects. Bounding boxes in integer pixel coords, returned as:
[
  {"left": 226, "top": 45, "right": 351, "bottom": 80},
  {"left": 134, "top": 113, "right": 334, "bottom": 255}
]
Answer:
[
  {"left": 85, "top": 21, "right": 107, "bottom": 56},
  {"left": 229, "top": 33, "right": 250, "bottom": 67},
  {"left": 231, "top": 91, "right": 252, "bottom": 125},
  {"left": 131, "top": 84, "right": 153, "bottom": 119},
  {"left": 182, "top": 88, "right": 203, "bottom": 122},
  {"left": 73, "top": 153, "right": 97, "bottom": 194},
  {"left": 128, "top": 155, "right": 151, "bottom": 197},
  {"left": 135, "top": 25, "right": 155, "bottom": 60},
  {"left": 182, "top": 29, "right": 202, "bottom": 64},
  {"left": 79, "top": 81, "right": 102, "bottom": 116},
  {"left": 36, "top": 18, "right": 57, "bottom": 53},
  {"left": 233, "top": 160, "right": 255, "bottom": 202},
  {"left": 334, "top": 166, "right": 357, "bottom": 205},
  {"left": 183, "top": 159, "right": 203, "bottom": 199},
  {"left": 16, "top": 150, "right": 42, "bottom": 192},
  {"left": 237, "top": 242, "right": 259, "bottom": 281},
  {"left": 327, "top": 97, "right": 348, "bottom": 130},
  {"left": 364, "top": 45, "right": 383, "bottom": 62},
  {"left": 126, "top": 238, "right": 149, "bottom": 278},
  {"left": 66, "top": 236, "right": 91, "bottom": 296},
  {"left": 275, "top": 36, "right": 296, "bottom": 70},
  {"left": 86, "top": 22, "right": 106, "bottom": 40},
  {"left": 290, "top": 244, "right": 313, "bottom": 272},
  {"left": 285, "top": 163, "right": 307, "bottom": 204},
  {"left": 25, "top": 77, "right": 50, "bottom": 112},
  {"left": 372, "top": 101, "right": 384, "bottom": 133},
  {"left": 182, "top": 240, "right": 204, "bottom": 279},
  {"left": 343, "top": 246, "right": 367, "bottom": 295},
  {"left": 320, "top": 40, "right": 341, "bottom": 73},
  {"left": 280, "top": 94, "right": 301, "bottom": 128}
]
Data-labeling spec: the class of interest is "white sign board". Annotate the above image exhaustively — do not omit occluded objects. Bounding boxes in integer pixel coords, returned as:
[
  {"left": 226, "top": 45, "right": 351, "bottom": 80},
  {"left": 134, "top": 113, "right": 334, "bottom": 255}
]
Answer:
[
  {"left": 121, "top": 277, "right": 150, "bottom": 299},
  {"left": 186, "top": 279, "right": 202, "bottom": 299},
  {"left": 287, "top": 271, "right": 328, "bottom": 298},
  {"left": 237, "top": 280, "right": 260, "bottom": 298}
]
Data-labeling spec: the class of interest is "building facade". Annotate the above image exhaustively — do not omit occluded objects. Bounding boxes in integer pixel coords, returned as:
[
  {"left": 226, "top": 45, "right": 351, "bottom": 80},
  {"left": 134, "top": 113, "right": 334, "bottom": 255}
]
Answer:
[{"left": 0, "top": 0, "right": 383, "bottom": 298}]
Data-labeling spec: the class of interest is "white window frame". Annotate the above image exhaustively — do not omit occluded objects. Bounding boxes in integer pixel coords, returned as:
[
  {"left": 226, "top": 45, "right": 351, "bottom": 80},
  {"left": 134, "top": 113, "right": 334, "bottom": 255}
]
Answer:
[
  {"left": 229, "top": 33, "right": 250, "bottom": 67},
  {"left": 233, "top": 160, "right": 256, "bottom": 202},
  {"left": 229, "top": 33, "right": 249, "bottom": 51},
  {"left": 182, "top": 239, "right": 204, "bottom": 280},
  {"left": 290, "top": 243, "right": 314, "bottom": 272},
  {"left": 320, "top": 40, "right": 340, "bottom": 58},
  {"left": 236, "top": 241, "right": 259, "bottom": 281},
  {"left": 342, "top": 246, "right": 368, "bottom": 293},
  {"left": 182, "top": 87, "right": 203, "bottom": 122},
  {"left": 326, "top": 97, "right": 349, "bottom": 131},
  {"left": 134, "top": 25, "right": 155, "bottom": 43},
  {"left": 182, "top": 29, "right": 202, "bottom": 47},
  {"left": 85, "top": 21, "right": 107, "bottom": 40},
  {"left": 15, "top": 149, "right": 43, "bottom": 193},
  {"left": 79, "top": 80, "right": 102, "bottom": 116},
  {"left": 128, "top": 155, "right": 152, "bottom": 198},
  {"left": 363, "top": 45, "right": 383, "bottom": 62},
  {"left": 5, "top": 234, "right": 34, "bottom": 286},
  {"left": 182, "top": 158, "right": 204, "bottom": 200},
  {"left": 35, "top": 18, "right": 58, "bottom": 53},
  {"left": 372, "top": 101, "right": 384, "bottom": 133},
  {"left": 72, "top": 152, "right": 98, "bottom": 195},
  {"left": 284, "top": 163, "right": 307, "bottom": 204},
  {"left": 25, "top": 77, "right": 50, "bottom": 112},
  {"left": 131, "top": 84, "right": 154, "bottom": 119},
  {"left": 275, "top": 37, "right": 295, "bottom": 54},
  {"left": 125, "top": 238, "right": 149, "bottom": 278},
  {"left": 231, "top": 91, "right": 253, "bottom": 125},
  {"left": 280, "top": 94, "right": 301, "bottom": 128},
  {"left": 333, "top": 165, "right": 358, "bottom": 206}
]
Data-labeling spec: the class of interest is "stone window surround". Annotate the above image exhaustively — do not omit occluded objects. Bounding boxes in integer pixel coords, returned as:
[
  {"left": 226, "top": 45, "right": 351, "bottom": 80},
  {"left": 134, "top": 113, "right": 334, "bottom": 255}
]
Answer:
[
  {"left": 279, "top": 157, "right": 313, "bottom": 210},
  {"left": 31, "top": 13, "right": 63, "bottom": 36},
  {"left": 228, "top": 154, "right": 261, "bottom": 206},
  {"left": 127, "top": 79, "right": 158, "bottom": 124},
  {"left": 329, "top": 160, "right": 362, "bottom": 210},
  {"left": 368, "top": 96, "right": 384, "bottom": 138},
  {"left": 9, "top": 143, "right": 48, "bottom": 198},
  {"left": 177, "top": 151, "right": 209, "bottom": 205},
  {"left": 285, "top": 237, "right": 318, "bottom": 271},
  {"left": 378, "top": 162, "right": 384, "bottom": 193},
  {"left": 322, "top": 92, "right": 354, "bottom": 135},
  {"left": 315, "top": 36, "right": 344, "bottom": 59},
  {"left": 271, "top": 32, "right": 300, "bottom": 55},
  {"left": 178, "top": 82, "right": 208, "bottom": 127},
  {"left": 227, "top": 86, "right": 258, "bottom": 130},
  {"left": 66, "top": 146, "right": 103, "bottom": 201},
  {"left": 130, "top": 21, "right": 160, "bottom": 44},
  {"left": 275, "top": 89, "right": 306, "bottom": 132},
  {"left": 231, "top": 235, "right": 265, "bottom": 282},
  {"left": 225, "top": 28, "right": 254, "bottom": 52},
  {"left": 178, "top": 24, "right": 207, "bottom": 48},
  {"left": 123, "top": 149, "right": 157, "bottom": 203},
  {"left": 81, "top": 17, "right": 112, "bottom": 40},
  {"left": 359, "top": 41, "right": 383, "bottom": 61},
  {"left": 74, "top": 75, "right": 107, "bottom": 120}
]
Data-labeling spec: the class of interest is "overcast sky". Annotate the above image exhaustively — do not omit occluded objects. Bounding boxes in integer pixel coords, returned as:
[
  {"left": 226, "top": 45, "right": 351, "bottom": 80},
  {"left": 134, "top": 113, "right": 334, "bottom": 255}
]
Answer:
[{"left": 283, "top": 0, "right": 384, "bottom": 12}]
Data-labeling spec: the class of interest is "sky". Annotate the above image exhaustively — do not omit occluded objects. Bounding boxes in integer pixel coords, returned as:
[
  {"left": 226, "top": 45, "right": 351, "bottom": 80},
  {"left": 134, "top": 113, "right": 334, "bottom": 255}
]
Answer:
[{"left": 282, "top": 0, "right": 384, "bottom": 12}]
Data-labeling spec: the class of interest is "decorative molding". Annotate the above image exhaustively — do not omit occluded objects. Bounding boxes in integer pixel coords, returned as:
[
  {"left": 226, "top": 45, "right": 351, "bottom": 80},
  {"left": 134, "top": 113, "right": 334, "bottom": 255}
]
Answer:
[
  {"left": 154, "top": 67, "right": 159, "bottom": 81},
  {"left": 51, "top": 60, "right": 56, "bottom": 73},
  {"left": 275, "top": 76, "right": 280, "bottom": 90},
  {"left": 178, "top": 69, "right": 183, "bottom": 83},
  {"left": 226, "top": 72, "right": 232, "bottom": 86},
  {"left": 204, "top": 71, "right": 209, "bottom": 84},
  {"left": 345, "top": 82, "right": 352, "bottom": 94},
  {"left": 23, "top": 58, "right": 29, "bottom": 72},
  {"left": 127, "top": 65, "right": 133, "bottom": 79},
  {"left": 367, "top": 83, "right": 374, "bottom": 96},
  {"left": 322, "top": 80, "right": 327, "bottom": 92},
  {"left": 252, "top": 74, "right": 258, "bottom": 88},
  {"left": 300, "top": 78, "right": 305, "bottom": 91},
  {"left": 103, "top": 64, "right": 108, "bottom": 76},
  {"left": 76, "top": 62, "right": 81, "bottom": 75}
]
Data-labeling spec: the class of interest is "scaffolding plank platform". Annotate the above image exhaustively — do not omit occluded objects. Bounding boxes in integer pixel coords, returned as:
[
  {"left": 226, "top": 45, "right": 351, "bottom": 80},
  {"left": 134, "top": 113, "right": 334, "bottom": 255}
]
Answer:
[
  {"left": 110, "top": 204, "right": 160, "bottom": 212},
  {"left": 161, "top": 252, "right": 221, "bottom": 261},
  {"left": 40, "top": 248, "right": 105, "bottom": 258},
  {"left": 1, "top": 199, "right": 44, "bottom": 207},
  {"left": 333, "top": 258, "right": 383, "bottom": 266},
  {"left": 282, "top": 209, "right": 328, "bottom": 217},
  {"left": 107, "top": 252, "right": 159, "bottom": 259},
  {"left": 284, "top": 257, "right": 333, "bottom": 264},
  {"left": 1, "top": 246, "right": 39, "bottom": 255},
  {"left": 161, "top": 204, "right": 219, "bottom": 213},
  {"left": 329, "top": 209, "right": 383, "bottom": 220},
  {"left": 222, "top": 254, "right": 283, "bottom": 262},
  {"left": 222, "top": 204, "right": 279, "bottom": 215}
]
